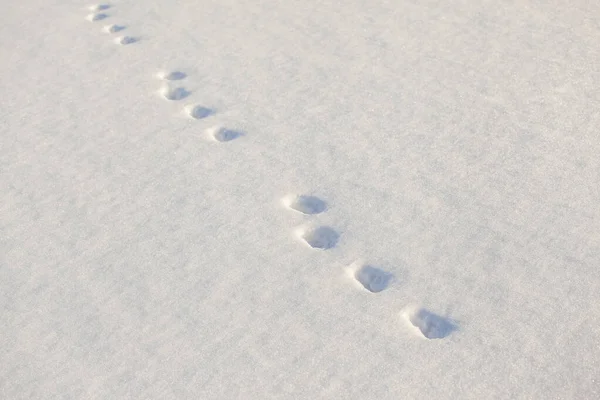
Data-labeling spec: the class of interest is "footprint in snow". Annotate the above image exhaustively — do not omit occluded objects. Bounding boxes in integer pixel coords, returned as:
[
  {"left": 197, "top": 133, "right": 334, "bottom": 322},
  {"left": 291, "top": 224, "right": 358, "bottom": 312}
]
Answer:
[
  {"left": 160, "top": 85, "right": 190, "bottom": 101},
  {"left": 207, "top": 126, "right": 242, "bottom": 142},
  {"left": 283, "top": 195, "right": 326, "bottom": 215},
  {"left": 186, "top": 105, "right": 213, "bottom": 120},
  {"left": 104, "top": 24, "right": 125, "bottom": 33},
  {"left": 159, "top": 71, "right": 187, "bottom": 81},
  {"left": 297, "top": 226, "right": 339, "bottom": 250},
  {"left": 87, "top": 13, "right": 108, "bottom": 21},
  {"left": 89, "top": 4, "right": 110, "bottom": 11},
  {"left": 115, "top": 36, "right": 136, "bottom": 45},
  {"left": 404, "top": 308, "right": 456, "bottom": 339},
  {"left": 349, "top": 264, "right": 392, "bottom": 293}
]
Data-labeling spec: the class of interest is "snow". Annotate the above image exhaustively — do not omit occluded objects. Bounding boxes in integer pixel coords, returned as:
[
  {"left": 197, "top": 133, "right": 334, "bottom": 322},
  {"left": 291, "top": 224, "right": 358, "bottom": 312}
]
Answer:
[{"left": 2, "top": 0, "right": 600, "bottom": 398}]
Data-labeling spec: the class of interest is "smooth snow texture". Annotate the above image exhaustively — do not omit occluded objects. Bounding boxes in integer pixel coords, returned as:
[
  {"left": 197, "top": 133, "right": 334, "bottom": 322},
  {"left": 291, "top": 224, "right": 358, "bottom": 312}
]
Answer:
[{"left": 2, "top": 0, "right": 600, "bottom": 399}]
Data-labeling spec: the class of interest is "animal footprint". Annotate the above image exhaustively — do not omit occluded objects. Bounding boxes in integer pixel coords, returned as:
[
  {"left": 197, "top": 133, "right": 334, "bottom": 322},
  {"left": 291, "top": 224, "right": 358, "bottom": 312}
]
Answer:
[
  {"left": 89, "top": 4, "right": 110, "bottom": 11},
  {"left": 297, "top": 226, "right": 339, "bottom": 250},
  {"left": 283, "top": 195, "right": 326, "bottom": 215},
  {"left": 404, "top": 308, "right": 456, "bottom": 339},
  {"left": 104, "top": 24, "right": 125, "bottom": 33},
  {"left": 186, "top": 105, "right": 213, "bottom": 120},
  {"left": 115, "top": 36, "right": 136, "bottom": 45},
  {"left": 207, "top": 126, "right": 242, "bottom": 142},
  {"left": 160, "top": 85, "right": 189, "bottom": 101},
  {"left": 351, "top": 264, "right": 392, "bottom": 293},
  {"left": 160, "top": 71, "right": 187, "bottom": 81},
  {"left": 87, "top": 13, "right": 108, "bottom": 21}
]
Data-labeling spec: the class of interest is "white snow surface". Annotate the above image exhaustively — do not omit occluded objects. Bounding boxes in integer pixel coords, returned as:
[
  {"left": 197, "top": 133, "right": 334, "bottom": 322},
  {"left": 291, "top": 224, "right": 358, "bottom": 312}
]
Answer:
[{"left": 2, "top": 1, "right": 600, "bottom": 399}]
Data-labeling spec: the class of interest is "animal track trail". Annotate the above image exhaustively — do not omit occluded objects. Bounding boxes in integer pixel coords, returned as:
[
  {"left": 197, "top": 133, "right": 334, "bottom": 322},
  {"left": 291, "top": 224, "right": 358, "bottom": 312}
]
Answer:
[
  {"left": 404, "top": 308, "right": 456, "bottom": 339},
  {"left": 155, "top": 72, "right": 221, "bottom": 128},
  {"left": 350, "top": 264, "right": 392, "bottom": 293},
  {"left": 156, "top": 72, "right": 191, "bottom": 100},
  {"left": 283, "top": 195, "right": 326, "bottom": 215},
  {"left": 283, "top": 195, "right": 338, "bottom": 249},
  {"left": 87, "top": 4, "right": 109, "bottom": 21},
  {"left": 87, "top": 4, "right": 136, "bottom": 44}
]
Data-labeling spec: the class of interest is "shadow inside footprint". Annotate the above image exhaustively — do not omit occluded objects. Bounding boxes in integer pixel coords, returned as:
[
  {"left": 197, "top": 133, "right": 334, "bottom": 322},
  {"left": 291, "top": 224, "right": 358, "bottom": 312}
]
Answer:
[
  {"left": 161, "top": 86, "right": 189, "bottom": 101},
  {"left": 188, "top": 105, "right": 213, "bottom": 120},
  {"left": 87, "top": 13, "right": 108, "bottom": 21},
  {"left": 354, "top": 265, "right": 392, "bottom": 293},
  {"left": 299, "top": 226, "right": 339, "bottom": 250},
  {"left": 90, "top": 4, "right": 110, "bottom": 11},
  {"left": 285, "top": 195, "right": 326, "bottom": 215},
  {"left": 116, "top": 36, "right": 136, "bottom": 45},
  {"left": 105, "top": 24, "right": 125, "bottom": 33},
  {"left": 161, "top": 71, "right": 187, "bottom": 81},
  {"left": 209, "top": 127, "right": 242, "bottom": 142},
  {"left": 406, "top": 308, "right": 457, "bottom": 339}
]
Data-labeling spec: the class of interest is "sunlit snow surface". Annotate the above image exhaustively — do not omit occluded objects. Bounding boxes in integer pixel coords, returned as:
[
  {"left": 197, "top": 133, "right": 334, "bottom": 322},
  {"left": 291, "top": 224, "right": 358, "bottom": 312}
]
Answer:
[{"left": 2, "top": 1, "right": 600, "bottom": 399}]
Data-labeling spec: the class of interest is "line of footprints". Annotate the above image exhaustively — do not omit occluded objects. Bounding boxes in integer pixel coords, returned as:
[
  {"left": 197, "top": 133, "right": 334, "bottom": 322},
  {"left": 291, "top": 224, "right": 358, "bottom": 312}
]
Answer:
[
  {"left": 283, "top": 194, "right": 457, "bottom": 340},
  {"left": 86, "top": 4, "right": 135, "bottom": 45},
  {"left": 87, "top": 3, "right": 455, "bottom": 340},
  {"left": 155, "top": 72, "right": 242, "bottom": 142},
  {"left": 87, "top": 4, "right": 241, "bottom": 142}
]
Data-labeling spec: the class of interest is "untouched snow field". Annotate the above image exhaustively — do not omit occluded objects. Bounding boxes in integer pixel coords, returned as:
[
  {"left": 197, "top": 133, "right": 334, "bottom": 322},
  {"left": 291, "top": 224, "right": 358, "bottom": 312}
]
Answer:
[{"left": 2, "top": 1, "right": 600, "bottom": 398}]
